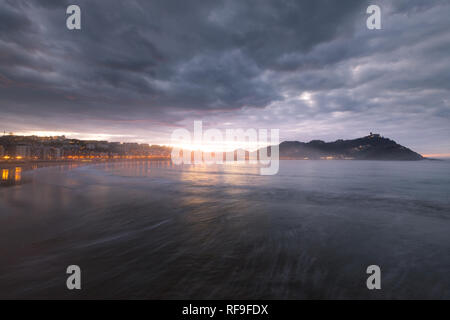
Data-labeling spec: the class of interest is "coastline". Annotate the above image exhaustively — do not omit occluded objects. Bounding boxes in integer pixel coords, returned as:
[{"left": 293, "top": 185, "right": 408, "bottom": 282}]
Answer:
[{"left": 0, "top": 157, "right": 171, "bottom": 170}]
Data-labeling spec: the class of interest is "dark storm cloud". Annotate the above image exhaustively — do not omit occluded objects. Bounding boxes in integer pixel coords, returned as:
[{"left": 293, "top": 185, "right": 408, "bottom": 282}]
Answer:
[
  {"left": 0, "top": 0, "right": 368, "bottom": 113},
  {"left": 0, "top": 0, "right": 449, "bottom": 153},
  {"left": 0, "top": 4, "right": 31, "bottom": 35}
]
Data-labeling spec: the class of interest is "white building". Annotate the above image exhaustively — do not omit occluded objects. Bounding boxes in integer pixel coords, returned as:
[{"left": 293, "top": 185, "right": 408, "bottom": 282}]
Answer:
[
  {"left": 42, "top": 147, "right": 62, "bottom": 160},
  {"left": 15, "top": 145, "right": 31, "bottom": 158}
]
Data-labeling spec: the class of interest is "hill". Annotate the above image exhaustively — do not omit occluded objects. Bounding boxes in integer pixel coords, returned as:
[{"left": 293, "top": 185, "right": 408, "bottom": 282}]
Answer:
[{"left": 276, "top": 133, "right": 423, "bottom": 160}]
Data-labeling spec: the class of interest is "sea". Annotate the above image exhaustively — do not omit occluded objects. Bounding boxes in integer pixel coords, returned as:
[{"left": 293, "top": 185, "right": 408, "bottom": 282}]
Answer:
[{"left": 0, "top": 160, "right": 449, "bottom": 299}]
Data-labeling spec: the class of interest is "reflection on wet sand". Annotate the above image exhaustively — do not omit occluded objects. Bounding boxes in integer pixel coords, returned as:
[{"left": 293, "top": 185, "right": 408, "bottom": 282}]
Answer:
[
  {"left": 15, "top": 167, "right": 21, "bottom": 182},
  {"left": 2, "top": 169, "right": 8, "bottom": 181},
  {"left": 0, "top": 160, "right": 173, "bottom": 187},
  {"left": 104, "top": 160, "right": 173, "bottom": 177},
  {"left": 1, "top": 167, "right": 21, "bottom": 186},
  {"left": 0, "top": 160, "right": 260, "bottom": 189}
]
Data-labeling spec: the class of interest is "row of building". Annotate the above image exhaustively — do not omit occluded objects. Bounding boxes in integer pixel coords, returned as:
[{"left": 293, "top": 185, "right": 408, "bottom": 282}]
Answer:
[
  {"left": 0, "top": 134, "right": 171, "bottom": 160},
  {"left": 0, "top": 144, "right": 61, "bottom": 160}
]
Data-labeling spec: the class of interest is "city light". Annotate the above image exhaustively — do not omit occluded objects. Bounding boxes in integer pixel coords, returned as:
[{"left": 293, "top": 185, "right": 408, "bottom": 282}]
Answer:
[{"left": 0, "top": 134, "right": 172, "bottom": 163}]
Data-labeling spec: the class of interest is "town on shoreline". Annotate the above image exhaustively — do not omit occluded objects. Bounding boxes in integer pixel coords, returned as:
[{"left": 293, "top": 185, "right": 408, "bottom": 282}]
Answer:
[{"left": 0, "top": 133, "right": 171, "bottom": 162}]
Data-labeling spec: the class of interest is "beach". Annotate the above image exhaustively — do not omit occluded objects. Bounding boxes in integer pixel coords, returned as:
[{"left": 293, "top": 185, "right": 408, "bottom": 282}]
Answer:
[{"left": 1, "top": 160, "right": 449, "bottom": 299}]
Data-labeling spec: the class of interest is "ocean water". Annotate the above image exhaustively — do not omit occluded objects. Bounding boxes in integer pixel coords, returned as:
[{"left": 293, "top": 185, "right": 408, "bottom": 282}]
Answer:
[{"left": 0, "top": 160, "right": 449, "bottom": 299}]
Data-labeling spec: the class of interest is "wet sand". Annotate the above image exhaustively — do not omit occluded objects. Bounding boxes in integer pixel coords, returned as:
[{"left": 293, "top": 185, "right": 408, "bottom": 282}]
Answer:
[{"left": 0, "top": 160, "right": 449, "bottom": 299}]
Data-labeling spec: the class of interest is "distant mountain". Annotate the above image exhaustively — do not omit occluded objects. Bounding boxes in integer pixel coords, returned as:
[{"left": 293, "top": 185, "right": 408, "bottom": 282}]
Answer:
[{"left": 275, "top": 133, "right": 423, "bottom": 160}]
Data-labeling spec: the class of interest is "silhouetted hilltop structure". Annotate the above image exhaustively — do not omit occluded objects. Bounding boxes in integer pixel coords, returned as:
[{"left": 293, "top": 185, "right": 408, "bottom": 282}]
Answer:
[{"left": 277, "top": 133, "right": 423, "bottom": 160}]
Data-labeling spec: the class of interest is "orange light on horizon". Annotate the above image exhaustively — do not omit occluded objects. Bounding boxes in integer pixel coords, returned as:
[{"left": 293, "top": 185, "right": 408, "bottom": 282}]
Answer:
[
  {"left": 2, "top": 169, "right": 8, "bottom": 180},
  {"left": 422, "top": 153, "right": 450, "bottom": 158}
]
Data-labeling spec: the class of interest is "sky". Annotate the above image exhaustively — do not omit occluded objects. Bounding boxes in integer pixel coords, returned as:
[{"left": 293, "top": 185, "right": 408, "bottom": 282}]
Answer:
[{"left": 0, "top": 0, "right": 449, "bottom": 156}]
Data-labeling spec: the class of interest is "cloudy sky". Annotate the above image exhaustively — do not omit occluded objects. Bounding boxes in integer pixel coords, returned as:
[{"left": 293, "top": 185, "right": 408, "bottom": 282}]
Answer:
[{"left": 1, "top": 0, "right": 449, "bottom": 156}]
